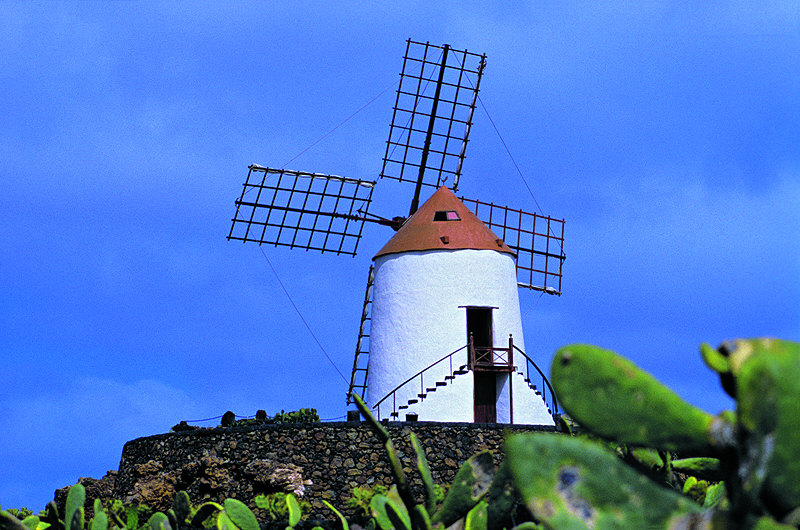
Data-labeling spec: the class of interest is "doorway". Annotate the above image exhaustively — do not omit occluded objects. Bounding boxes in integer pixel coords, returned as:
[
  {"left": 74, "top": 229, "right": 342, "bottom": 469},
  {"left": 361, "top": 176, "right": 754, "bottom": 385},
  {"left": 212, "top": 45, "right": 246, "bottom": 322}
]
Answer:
[
  {"left": 473, "top": 372, "right": 497, "bottom": 422},
  {"left": 465, "top": 306, "right": 496, "bottom": 422},
  {"left": 466, "top": 306, "right": 493, "bottom": 352}
]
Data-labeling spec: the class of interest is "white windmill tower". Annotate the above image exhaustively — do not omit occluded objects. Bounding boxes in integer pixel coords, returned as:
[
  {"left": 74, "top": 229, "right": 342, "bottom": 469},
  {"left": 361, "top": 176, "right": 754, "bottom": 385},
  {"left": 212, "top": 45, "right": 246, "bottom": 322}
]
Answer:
[{"left": 228, "top": 40, "right": 565, "bottom": 425}]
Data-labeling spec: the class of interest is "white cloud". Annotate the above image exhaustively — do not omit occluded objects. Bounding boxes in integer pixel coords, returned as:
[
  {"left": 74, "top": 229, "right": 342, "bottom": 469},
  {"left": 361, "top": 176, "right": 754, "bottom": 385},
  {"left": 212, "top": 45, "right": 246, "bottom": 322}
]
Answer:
[{"left": 0, "top": 377, "right": 204, "bottom": 511}]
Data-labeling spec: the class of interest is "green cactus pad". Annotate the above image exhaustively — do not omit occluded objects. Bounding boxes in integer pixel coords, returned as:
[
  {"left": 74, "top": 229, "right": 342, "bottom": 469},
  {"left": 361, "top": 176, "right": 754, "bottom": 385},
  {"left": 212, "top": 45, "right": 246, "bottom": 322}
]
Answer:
[
  {"left": 552, "top": 344, "right": 716, "bottom": 453},
  {"left": 214, "top": 510, "right": 233, "bottom": 530},
  {"left": 410, "top": 432, "right": 436, "bottom": 515},
  {"left": 147, "top": 512, "right": 170, "bottom": 530},
  {"left": 64, "top": 485, "right": 85, "bottom": 530},
  {"left": 322, "top": 500, "right": 349, "bottom": 530},
  {"left": 89, "top": 510, "right": 108, "bottom": 530},
  {"left": 505, "top": 433, "right": 705, "bottom": 529},
  {"left": 222, "top": 499, "right": 258, "bottom": 530},
  {"left": 671, "top": 457, "right": 724, "bottom": 481},
  {"left": 68, "top": 509, "right": 83, "bottom": 530},
  {"left": 172, "top": 491, "right": 191, "bottom": 525},
  {"left": 465, "top": 499, "right": 488, "bottom": 530},
  {"left": 370, "top": 493, "right": 409, "bottom": 530},
  {"left": 0, "top": 511, "right": 29, "bottom": 530},
  {"left": 190, "top": 503, "right": 222, "bottom": 527},
  {"left": 20, "top": 516, "right": 40, "bottom": 530},
  {"left": 286, "top": 494, "right": 301, "bottom": 527},
  {"left": 431, "top": 451, "right": 494, "bottom": 527},
  {"left": 733, "top": 339, "right": 800, "bottom": 515},
  {"left": 485, "top": 462, "right": 518, "bottom": 530},
  {"left": 700, "top": 342, "right": 730, "bottom": 374},
  {"left": 703, "top": 482, "right": 726, "bottom": 509},
  {"left": 384, "top": 501, "right": 411, "bottom": 530}
]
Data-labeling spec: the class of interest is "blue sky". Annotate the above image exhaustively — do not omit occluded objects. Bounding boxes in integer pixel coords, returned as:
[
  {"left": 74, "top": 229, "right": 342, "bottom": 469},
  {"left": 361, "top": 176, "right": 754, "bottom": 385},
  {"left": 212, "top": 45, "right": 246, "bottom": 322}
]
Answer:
[{"left": 2, "top": 2, "right": 798, "bottom": 511}]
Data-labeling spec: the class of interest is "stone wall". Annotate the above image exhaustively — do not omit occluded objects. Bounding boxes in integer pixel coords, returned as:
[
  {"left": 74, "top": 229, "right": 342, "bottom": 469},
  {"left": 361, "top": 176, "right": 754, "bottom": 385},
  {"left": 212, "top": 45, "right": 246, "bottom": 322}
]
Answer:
[{"left": 114, "top": 420, "right": 556, "bottom": 521}]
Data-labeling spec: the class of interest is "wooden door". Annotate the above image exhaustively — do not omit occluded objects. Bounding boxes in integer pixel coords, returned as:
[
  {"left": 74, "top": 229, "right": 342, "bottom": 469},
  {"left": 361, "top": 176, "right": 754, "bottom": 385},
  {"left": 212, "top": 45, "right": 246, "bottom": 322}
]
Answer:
[{"left": 474, "top": 372, "right": 497, "bottom": 422}]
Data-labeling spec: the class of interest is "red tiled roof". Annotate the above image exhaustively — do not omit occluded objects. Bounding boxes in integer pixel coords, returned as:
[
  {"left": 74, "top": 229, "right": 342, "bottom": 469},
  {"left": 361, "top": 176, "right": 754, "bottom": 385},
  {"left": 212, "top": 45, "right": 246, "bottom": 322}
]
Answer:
[{"left": 373, "top": 186, "right": 516, "bottom": 259}]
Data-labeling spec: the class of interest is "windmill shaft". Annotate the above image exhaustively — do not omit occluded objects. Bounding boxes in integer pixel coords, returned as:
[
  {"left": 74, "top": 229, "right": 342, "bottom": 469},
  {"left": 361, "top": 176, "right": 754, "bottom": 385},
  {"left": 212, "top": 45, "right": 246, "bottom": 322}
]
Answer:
[
  {"left": 409, "top": 44, "right": 450, "bottom": 216},
  {"left": 234, "top": 199, "right": 364, "bottom": 222},
  {"left": 520, "top": 249, "right": 566, "bottom": 261}
]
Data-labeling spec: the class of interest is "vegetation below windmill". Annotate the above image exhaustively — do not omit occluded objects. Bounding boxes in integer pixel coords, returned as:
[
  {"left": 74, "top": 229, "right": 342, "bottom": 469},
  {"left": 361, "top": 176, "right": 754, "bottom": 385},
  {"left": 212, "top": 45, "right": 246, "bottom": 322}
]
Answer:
[
  {"left": 4, "top": 338, "right": 799, "bottom": 529},
  {"left": 170, "top": 408, "right": 320, "bottom": 432}
]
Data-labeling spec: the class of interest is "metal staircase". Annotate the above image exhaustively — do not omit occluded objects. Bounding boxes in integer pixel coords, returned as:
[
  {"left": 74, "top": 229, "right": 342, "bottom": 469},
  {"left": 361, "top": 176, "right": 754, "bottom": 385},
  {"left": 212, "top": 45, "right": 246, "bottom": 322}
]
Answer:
[
  {"left": 372, "top": 337, "right": 559, "bottom": 422},
  {"left": 389, "top": 364, "right": 550, "bottom": 418}
]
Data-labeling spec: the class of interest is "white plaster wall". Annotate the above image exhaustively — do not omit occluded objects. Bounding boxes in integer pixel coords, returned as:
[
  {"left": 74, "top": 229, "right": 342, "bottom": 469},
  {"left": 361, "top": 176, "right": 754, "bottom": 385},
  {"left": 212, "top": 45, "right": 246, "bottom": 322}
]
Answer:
[
  {"left": 403, "top": 372, "right": 474, "bottom": 423},
  {"left": 366, "top": 249, "right": 524, "bottom": 421},
  {"left": 496, "top": 370, "right": 555, "bottom": 426}
]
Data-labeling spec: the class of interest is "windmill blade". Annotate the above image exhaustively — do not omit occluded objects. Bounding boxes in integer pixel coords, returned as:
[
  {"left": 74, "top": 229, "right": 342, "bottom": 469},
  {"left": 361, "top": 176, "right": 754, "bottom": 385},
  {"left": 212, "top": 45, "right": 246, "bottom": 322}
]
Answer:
[
  {"left": 228, "top": 166, "right": 375, "bottom": 256},
  {"left": 380, "top": 39, "right": 486, "bottom": 194},
  {"left": 461, "top": 197, "right": 566, "bottom": 295}
]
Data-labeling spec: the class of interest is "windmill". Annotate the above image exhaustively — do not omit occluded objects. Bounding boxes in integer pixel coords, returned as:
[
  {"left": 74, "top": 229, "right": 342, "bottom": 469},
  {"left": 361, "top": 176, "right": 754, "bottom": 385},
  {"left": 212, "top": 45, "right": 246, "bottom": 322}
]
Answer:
[{"left": 228, "top": 39, "right": 566, "bottom": 424}]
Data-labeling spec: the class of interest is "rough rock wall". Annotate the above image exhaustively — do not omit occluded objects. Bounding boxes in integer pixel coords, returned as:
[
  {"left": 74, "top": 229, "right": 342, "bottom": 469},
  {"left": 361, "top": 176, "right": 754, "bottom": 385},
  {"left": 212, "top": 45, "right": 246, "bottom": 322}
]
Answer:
[{"left": 114, "top": 421, "right": 556, "bottom": 520}]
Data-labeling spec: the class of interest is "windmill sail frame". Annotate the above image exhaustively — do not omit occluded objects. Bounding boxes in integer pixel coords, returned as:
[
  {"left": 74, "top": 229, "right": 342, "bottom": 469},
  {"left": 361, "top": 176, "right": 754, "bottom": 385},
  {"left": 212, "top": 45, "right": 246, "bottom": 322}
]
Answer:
[
  {"left": 380, "top": 39, "right": 486, "bottom": 194},
  {"left": 461, "top": 197, "right": 566, "bottom": 295},
  {"left": 228, "top": 166, "right": 375, "bottom": 256}
]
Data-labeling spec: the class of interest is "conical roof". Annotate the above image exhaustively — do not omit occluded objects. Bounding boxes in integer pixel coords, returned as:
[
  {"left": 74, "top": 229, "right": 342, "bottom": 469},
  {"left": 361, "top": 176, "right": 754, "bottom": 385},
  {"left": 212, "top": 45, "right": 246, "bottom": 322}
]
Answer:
[{"left": 373, "top": 186, "right": 516, "bottom": 259}]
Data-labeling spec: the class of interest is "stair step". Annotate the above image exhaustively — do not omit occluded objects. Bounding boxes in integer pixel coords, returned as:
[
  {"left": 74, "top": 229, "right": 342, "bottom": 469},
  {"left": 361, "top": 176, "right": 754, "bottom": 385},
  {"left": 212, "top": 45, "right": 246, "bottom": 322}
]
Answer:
[
  {"left": 435, "top": 381, "right": 447, "bottom": 387},
  {"left": 426, "top": 388, "right": 437, "bottom": 393},
  {"left": 399, "top": 405, "right": 409, "bottom": 410},
  {"left": 390, "top": 412, "right": 399, "bottom": 418},
  {"left": 458, "top": 365, "right": 468, "bottom": 371},
  {"left": 444, "top": 375, "right": 455, "bottom": 381},
  {"left": 408, "top": 399, "right": 418, "bottom": 404},
  {"left": 418, "top": 393, "right": 427, "bottom": 399},
  {"left": 453, "top": 370, "right": 468, "bottom": 375}
]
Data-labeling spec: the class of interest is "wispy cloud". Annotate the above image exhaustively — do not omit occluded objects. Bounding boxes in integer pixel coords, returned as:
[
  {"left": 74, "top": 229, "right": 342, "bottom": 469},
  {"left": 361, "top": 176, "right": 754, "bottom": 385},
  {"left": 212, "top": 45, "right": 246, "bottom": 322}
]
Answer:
[{"left": 0, "top": 377, "right": 203, "bottom": 511}]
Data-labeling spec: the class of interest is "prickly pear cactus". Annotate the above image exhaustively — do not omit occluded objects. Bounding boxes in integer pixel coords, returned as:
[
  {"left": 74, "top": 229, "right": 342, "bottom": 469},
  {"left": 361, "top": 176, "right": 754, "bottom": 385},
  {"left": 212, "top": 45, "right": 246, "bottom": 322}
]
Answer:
[
  {"left": 536, "top": 338, "right": 800, "bottom": 529},
  {"left": 702, "top": 339, "right": 800, "bottom": 516},
  {"left": 505, "top": 432, "right": 707, "bottom": 529},
  {"left": 551, "top": 344, "right": 730, "bottom": 453}
]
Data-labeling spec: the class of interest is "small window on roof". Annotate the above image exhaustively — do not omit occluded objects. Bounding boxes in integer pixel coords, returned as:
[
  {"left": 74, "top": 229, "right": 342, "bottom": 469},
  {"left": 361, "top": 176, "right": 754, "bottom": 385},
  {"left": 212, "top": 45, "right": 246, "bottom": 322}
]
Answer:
[{"left": 433, "top": 210, "right": 461, "bottom": 221}]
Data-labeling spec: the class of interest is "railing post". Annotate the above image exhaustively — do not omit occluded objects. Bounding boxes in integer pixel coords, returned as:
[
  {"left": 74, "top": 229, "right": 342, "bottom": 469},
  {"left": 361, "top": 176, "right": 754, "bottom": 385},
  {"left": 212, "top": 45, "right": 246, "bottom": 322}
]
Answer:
[
  {"left": 468, "top": 333, "right": 475, "bottom": 370},
  {"left": 508, "top": 334, "right": 513, "bottom": 425},
  {"left": 508, "top": 335, "right": 514, "bottom": 370}
]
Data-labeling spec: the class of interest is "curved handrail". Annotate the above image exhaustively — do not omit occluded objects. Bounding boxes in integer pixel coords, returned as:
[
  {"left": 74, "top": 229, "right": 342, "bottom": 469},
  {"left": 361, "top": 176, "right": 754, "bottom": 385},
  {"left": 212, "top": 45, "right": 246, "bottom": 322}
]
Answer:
[
  {"left": 372, "top": 344, "right": 468, "bottom": 411},
  {"left": 369, "top": 340, "right": 559, "bottom": 422},
  {"left": 512, "top": 345, "right": 559, "bottom": 416}
]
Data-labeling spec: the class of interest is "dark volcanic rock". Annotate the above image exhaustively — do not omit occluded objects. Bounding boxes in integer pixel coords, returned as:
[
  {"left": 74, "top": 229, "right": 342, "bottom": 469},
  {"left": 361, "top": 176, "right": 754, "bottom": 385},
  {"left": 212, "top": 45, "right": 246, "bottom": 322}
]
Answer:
[
  {"left": 54, "top": 471, "right": 117, "bottom": 520},
  {"left": 113, "top": 421, "right": 556, "bottom": 520}
]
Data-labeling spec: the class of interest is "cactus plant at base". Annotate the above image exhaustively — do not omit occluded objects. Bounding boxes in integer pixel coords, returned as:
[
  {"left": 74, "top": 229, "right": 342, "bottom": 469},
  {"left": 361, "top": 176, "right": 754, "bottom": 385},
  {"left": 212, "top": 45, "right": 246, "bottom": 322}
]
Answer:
[
  {"left": 322, "top": 500, "right": 349, "bottom": 530},
  {"left": 505, "top": 432, "right": 706, "bottom": 529},
  {"left": 370, "top": 491, "right": 409, "bottom": 530},
  {"left": 551, "top": 344, "right": 719, "bottom": 453},
  {"left": 0, "top": 511, "right": 30, "bottom": 530},
  {"left": 89, "top": 500, "right": 107, "bottom": 530},
  {"left": 145, "top": 512, "right": 168, "bottom": 530},
  {"left": 729, "top": 339, "right": 800, "bottom": 516},
  {"left": 64, "top": 485, "right": 85, "bottom": 530},
  {"left": 409, "top": 432, "right": 437, "bottom": 515},
  {"left": 430, "top": 451, "right": 494, "bottom": 527}
]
